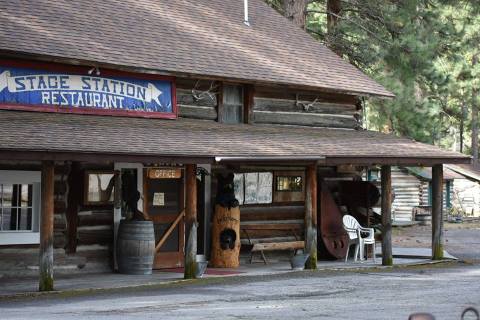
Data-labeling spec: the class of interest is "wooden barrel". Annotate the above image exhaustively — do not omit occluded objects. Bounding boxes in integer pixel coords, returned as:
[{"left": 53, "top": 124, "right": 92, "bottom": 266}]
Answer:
[{"left": 116, "top": 220, "right": 155, "bottom": 275}]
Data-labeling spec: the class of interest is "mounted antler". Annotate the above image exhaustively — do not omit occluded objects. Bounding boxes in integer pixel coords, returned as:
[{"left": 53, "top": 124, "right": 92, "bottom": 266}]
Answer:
[
  {"left": 295, "top": 93, "right": 318, "bottom": 112},
  {"left": 192, "top": 80, "right": 219, "bottom": 101}
]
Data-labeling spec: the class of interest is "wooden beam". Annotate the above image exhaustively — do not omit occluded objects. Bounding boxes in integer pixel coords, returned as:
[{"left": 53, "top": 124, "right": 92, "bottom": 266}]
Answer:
[
  {"left": 184, "top": 164, "right": 197, "bottom": 279},
  {"left": 178, "top": 105, "right": 218, "bottom": 120},
  {"left": 304, "top": 163, "right": 317, "bottom": 269},
  {"left": 324, "top": 157, "right": 471, "bottom": 166},
  {"left": 253, "top": 110, "right": 357, "bottom": 129},
  {"left": 381, "top": 165, "right": 393, "bottom": 266},
  {"left": 252, "top": 241, "right": 304, "bottom": 251},
  {"left": 243, "top": 84, "right": 255, "bottom": 124},
  {"left": 156, "top": 210, "right": 185, "bottom": 251},
  {"left": 39, "top": 161, "right": 54, "bottom": 291},
  {"left": 0, "top": 151, "right": 214, "bottom": 164},
  {"left": 432, "top": 164, "right": 444, "bottom": 260}
]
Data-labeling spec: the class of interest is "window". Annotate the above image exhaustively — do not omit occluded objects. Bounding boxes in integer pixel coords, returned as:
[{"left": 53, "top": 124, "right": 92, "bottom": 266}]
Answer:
[
  {"left": 84, "top": 171, "right": 115, "bottom": 205},
  {"left": 234, "top": 172, "right": 272, "bottom": 205},
  {"left": 276, "top": 176, "right": 303, "bottom": 192},
  {"left": 220, "top": 85, "right": 243, "bottom": 124},
  {"left": 0, "top": 171, "right": 41, "bottom": 245},
  {"left": 273, "top": 171, "right": 305, "bottom": 202}
]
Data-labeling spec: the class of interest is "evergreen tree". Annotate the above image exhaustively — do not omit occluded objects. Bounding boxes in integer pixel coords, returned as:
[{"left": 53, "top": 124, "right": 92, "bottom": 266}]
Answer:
[{"left": 266, "top": 0, "right": 480, "bottom": 163}]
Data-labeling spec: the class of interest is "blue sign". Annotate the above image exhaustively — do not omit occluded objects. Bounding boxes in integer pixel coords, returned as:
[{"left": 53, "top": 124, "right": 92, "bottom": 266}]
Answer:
[{"left": 0, "top": 66, "right": 173, "bottom": 114}]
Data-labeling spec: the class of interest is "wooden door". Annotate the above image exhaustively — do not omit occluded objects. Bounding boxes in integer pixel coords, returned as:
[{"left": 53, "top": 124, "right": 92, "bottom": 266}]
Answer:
[{"left": 144, "top": 169, "right": 184, "bottom": 269}]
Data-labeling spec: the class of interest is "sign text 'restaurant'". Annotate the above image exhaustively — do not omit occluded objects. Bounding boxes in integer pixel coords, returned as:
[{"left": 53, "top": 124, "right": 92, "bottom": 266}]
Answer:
[{"left": 0, "top": 66, "right": 174, "bottom": 114}]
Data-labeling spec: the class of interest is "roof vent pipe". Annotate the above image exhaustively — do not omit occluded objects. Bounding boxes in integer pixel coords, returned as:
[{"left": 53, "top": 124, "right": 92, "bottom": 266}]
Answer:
[{"left": 244, "top": 0, "right": 250, "bottom": 26}]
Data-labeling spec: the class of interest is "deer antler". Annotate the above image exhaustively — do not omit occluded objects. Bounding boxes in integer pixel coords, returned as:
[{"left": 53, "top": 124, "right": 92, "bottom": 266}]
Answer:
[
  {"left": 192, "top": 80, "right": 219, "bottom": 101},
  {"left": 296, "top": 94, "right": 318, "bottom": 112}
]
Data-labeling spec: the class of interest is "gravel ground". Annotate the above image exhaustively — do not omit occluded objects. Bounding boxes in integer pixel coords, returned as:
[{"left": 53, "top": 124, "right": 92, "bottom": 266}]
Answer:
[
  {"left": 0, "top": 264, "right": 478, "bottom": 320},
  {"left": 0, "top": 221, "right": 478, "bottom": 320},
  {"left": 393, "top": 221, "right": 480, "bottom": 262}
]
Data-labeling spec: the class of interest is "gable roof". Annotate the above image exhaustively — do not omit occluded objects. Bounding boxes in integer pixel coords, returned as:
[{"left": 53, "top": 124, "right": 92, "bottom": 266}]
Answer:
[{"left": 0, "top": 0, "right": 393, "bottom": 97}]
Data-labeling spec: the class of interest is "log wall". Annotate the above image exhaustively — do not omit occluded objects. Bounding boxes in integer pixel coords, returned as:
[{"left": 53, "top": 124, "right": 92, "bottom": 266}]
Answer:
[
  {"left": 177, "top": 79, "right": 218, "bottom": 121},
  {"left": 211, "top": 166, "right": 306, "bottom": 248},
  {"left": 176, "top": 79, "right": 361, "bottom": 129},
  {"left": 252, "top": 87, "right": 360, "bottom": 129},
  {"left": 0, "top": 162, "right": 113, "bottom": 278}
]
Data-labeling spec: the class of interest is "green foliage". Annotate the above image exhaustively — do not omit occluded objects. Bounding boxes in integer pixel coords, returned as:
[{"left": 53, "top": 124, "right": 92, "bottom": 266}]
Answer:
[{"left": 271, "top": 0, "right": 480, "bottom": 152}]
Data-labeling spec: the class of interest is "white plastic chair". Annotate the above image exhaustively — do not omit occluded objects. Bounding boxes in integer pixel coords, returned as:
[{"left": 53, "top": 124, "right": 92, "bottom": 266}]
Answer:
[
  {"left": 342, "top": 215, "right": 376, "bottom": 263},
  {"left": 342, "top": 215, "right": 360, "bottom": 262}
]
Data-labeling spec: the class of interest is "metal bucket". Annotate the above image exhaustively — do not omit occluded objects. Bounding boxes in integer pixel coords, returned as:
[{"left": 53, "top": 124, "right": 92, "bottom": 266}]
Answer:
[
  {"left": 196, "top": 255, "right": 208, "bottom": 278},
  {"left": 116, "top": 220, "right": 155, "bottom": 275},
  {"left": 290, "top": 253, "right": 310, "bottom": 270}
]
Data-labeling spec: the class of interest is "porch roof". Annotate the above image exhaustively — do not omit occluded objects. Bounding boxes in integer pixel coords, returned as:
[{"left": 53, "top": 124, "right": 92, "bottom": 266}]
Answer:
[{"left": 0, "top": 110, "right": 471, "bottom": 166}]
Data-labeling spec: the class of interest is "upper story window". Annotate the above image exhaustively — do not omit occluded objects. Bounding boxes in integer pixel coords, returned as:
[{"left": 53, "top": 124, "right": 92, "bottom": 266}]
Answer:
[
  {"left": 0, "top": 171, "right": 41, "bottom": 245},
  {"left": 220, "top": 85, "right": 243, "bottom": 124}
]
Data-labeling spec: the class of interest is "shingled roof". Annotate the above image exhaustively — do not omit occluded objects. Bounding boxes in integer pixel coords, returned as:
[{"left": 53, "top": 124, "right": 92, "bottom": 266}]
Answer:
[
  {"left": 0, "top": 0, "right": 392, "bottom": 97},
  {"left": 0, "top": 110, "right": 469, "bottom": 165}
]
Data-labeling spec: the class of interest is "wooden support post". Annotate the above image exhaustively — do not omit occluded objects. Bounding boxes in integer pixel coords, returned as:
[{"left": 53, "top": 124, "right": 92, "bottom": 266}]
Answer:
[
  {"left": 432, "top": 164, "right": 444, "bottom": 260},
  {"left": 65, "top": 162, "right": 81, "bottom": 254},
  {"left": 305, "top": 163, "right": 317, "bottom": 269},
  {"left": 184, "top": 164, "right": 198, "bottom": 279},
  {"left": 381, "top": 165, "right": 393, "bottom": 266},
  {"left": 39, "top": 161, "right": 54, "bottom": 291}
]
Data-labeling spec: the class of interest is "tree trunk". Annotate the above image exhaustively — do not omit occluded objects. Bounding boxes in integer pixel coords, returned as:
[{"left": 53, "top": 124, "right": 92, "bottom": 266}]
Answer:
[
  {"left": 283, "top": 0, "right": 307, "bottom": 29},
  {"left": 472, "top": 54, "right": 479, "bottom": 169},
  {"left": 460, "top": 101, "right": 465, "bottom": 153},
  {"left": 326, "top": 0, "right": 342, "bottom": 55},
  {"left": 327, "top": 0, "right": 341, "bottom": 34}
]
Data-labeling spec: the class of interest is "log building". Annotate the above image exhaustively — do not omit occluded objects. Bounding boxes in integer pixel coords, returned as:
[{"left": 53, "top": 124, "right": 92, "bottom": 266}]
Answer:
[{"left": 0, "top": 0, "right": 470, "bottom": 289}]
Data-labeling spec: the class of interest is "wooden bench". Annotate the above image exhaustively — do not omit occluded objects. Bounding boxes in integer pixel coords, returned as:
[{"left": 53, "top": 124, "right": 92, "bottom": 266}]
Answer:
[{"left": 241, "top": 220, "right": 305, "bottom": 264}]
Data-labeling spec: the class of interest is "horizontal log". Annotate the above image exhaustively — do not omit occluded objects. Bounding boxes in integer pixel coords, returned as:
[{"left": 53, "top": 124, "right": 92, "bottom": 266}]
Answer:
[
  {"left": 77, "top": 229, "right": 112, "bottom": 246},
  {"left": 78, "top": 210, "right": 113, "bottom": 226},
  {"left": 177, "top": 89, "right": 217, "bottom": 107},
  {"left": 253, "top": 111, "right": 357, "bottom": 129},
  {"left": 252, "top": 241, "right": 304, "bottom": 251},
  {"left": 240, "top": 229, "right": 304, "bottom": 239},
  {"left": 240, "top": 205, "right": 304, "bottom": 221},
  {"left": 179, "top": 105, "right": 217, "bottom": 120},
  {"left": 254, "top": 97, "right": 356, "bottom": 115},
  {"left": 254, "top": 86, "right": 358, "bottom": 105},
  {"left": 240, "top": 236, "right": 297, "bottom": 245},
  {"left": 241, "top": 220, "right": 303, "bottom": 230},
  {"left": 54, "top": 215, "right": 66, "bottom": 230}
]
